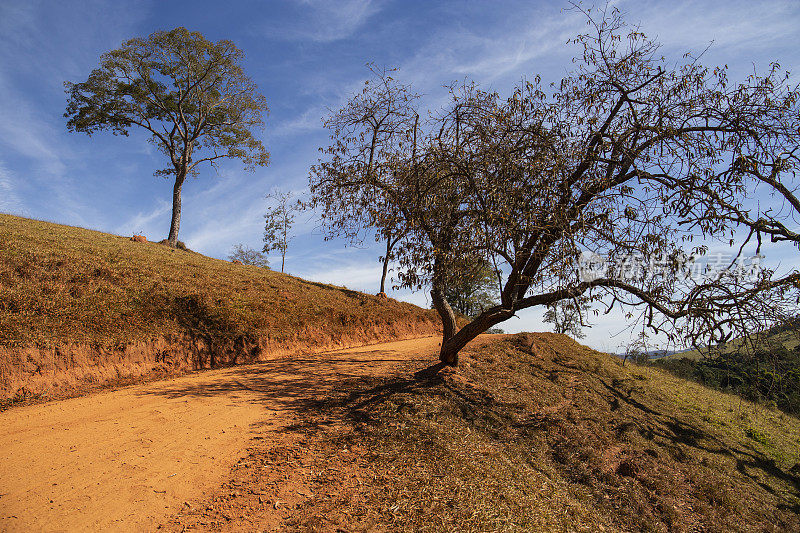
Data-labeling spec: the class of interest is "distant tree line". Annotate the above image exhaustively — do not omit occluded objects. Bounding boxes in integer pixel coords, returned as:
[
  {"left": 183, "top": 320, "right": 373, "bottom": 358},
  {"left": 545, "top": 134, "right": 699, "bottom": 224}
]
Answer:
[{"left": 657, "top": 344, "right": 800, "bottom": 416}]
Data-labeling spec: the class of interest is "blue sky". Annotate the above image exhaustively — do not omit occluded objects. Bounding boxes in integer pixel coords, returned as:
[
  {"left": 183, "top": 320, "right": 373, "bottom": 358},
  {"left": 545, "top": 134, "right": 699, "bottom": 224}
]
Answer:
[{"left": 1, "top": 0, "right": 798, "bottom": 352}]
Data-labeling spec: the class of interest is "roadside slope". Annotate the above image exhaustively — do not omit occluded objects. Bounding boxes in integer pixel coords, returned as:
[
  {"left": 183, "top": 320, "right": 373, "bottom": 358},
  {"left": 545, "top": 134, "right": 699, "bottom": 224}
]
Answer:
[
  {"left": 246, "top": 333, "right": 799, "bottom": 532},
  {"left": 0, "top": 214, "right": 439, "bottom": 401}
]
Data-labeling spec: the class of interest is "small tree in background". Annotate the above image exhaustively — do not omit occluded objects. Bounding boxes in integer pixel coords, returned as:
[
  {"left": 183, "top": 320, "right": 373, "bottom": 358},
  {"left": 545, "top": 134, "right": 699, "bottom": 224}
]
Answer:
[
  {"left": 623, "top": 333, "right": 651, "bottom": 366},
  {"left": 442, "top": 259, "right": 499, "bottom": 318},
  {"left": 378, "top": 233, "right": 402, "bottom": 294},
  {"left": 263, "top": 190, "right": 303, "bottom": 273},
  {"left": 376, "top": 211, "right": 406, "bottom": 295},
  {"left": 65, "top": 27, "right": 270, "bottom": 247},
  {"left": 543, "top": 300, "right": 586, "bottom": 339},
  {"left": 228, "top": 244, "right": 270, "bottom": 268}
]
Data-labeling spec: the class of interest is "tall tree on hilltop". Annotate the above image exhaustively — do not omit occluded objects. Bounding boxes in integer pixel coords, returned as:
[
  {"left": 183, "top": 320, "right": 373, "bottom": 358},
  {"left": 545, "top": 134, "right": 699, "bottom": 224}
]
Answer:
[
  {"left": 65, "top": 27, "right": 270, "bottom": 247},
  {"left": 311, "top": 6, "right": 799, "bottom": 365}
]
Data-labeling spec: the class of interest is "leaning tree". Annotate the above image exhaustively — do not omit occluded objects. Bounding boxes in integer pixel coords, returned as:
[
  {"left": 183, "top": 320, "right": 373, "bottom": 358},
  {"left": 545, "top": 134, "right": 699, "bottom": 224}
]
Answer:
[
  {"left": 65, "top": 27, "right": 270, "bottom": 246},
  {"left": 311, "top": 7, "right": 800, "bottom": 365}
]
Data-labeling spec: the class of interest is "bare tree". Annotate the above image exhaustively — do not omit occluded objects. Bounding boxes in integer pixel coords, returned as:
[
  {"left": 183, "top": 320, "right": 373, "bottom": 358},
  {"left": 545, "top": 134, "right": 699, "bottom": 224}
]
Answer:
[
  {"left": 263, "top": 190, "right": 303, "bottom": 273},
  {"left": 311, "top": 7, "right": 799, "bottom": 365},
  {"left": 65, "top": 27, "right": 270, "bottom": 246}
]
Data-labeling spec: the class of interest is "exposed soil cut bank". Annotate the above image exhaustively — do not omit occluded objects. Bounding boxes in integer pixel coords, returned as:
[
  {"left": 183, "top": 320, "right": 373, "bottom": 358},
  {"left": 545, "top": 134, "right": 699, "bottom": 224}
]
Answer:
[{"left": 0, "top": 319, "right": 439, "bottom": 403}]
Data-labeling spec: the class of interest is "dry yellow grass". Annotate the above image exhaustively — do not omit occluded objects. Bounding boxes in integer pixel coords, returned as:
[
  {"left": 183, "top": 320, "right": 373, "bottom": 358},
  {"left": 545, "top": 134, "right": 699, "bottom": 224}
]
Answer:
[
  {"left": 271, "top": 333, "right": 800, "bottom": 532},
  {"left": 0, "top": 213, "right": 439, "bottom": 401}
]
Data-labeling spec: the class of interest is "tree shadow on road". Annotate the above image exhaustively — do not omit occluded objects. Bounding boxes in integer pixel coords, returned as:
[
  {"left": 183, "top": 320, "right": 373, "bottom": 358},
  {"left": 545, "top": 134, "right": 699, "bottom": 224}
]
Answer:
[{"left": 135, "top": 348, "right": 438, "bottom": 415}]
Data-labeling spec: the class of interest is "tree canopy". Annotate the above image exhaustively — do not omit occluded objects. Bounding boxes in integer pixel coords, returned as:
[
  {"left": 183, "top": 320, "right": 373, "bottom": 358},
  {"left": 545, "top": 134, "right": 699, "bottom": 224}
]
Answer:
[
  {"left": 311, "top": 7, "right": 800, "bottom": 365},
  {"left": 228, "top": 244, "right": 270, "bottom": 268},
  {"left": 65, "top": 27, "right": 269, "bottom": 246}
]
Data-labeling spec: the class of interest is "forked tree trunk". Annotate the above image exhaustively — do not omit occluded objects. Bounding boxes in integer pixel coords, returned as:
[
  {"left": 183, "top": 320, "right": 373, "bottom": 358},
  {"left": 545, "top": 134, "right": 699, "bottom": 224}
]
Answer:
[
  {"left": 438, "top": 307, "right": 514, "bottom": 366},
  {"left": 430, "top": 283, "right": 458, "bottom": 362},
  {"left": 167, "top": 172, "right": 186, "bottom": 247}
]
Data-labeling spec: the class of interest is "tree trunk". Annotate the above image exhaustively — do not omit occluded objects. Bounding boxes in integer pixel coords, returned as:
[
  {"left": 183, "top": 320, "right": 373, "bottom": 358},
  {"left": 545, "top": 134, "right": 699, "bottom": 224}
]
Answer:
[
  {"left": 431, "top": 282, "right": 458, "bottom": 363},
  {"left": 167, "top": 173, "right": 186, "bottom": 247},
  {"left": 379, "top": 237, "right": 391, "bottom": 294},
  {"left": 281, "top": 252, "right": 285, "bottom": 273},
  {"left": 439, "top": 308, "right": 513, "bottom": 366}
]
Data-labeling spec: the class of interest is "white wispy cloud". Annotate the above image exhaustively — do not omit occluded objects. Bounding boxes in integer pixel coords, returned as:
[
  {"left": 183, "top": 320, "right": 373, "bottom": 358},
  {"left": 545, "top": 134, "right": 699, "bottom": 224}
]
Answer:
[
  {"left": 267, "top": 105, "right": 326, "bottom": 139},
  {"left": 115, "top": 198, "right": 172, "bottom": 238},
  {"left": 0, "top": 0, "right": 149, "bottom": 86},
  {"left": 0, "top": 72, "right": 97, "bottom": 226},
  {"left": 395, "top": 0, "right": 799, "bottom": 99},
  {"left": 0, "top": 162, "right": 24, "bottom": 214},
  {"left": 447, "top": 18, "right": 579, "bottom": 82},
  {"left": 299, "top": 260, "right": 383, "bottom": 289},
  {"left": 396, "top": 4, "right": 582, "bottom": 93},
  {"left": 183, "top": 197, "right": 267, "bottom": 253},
  {"left": 619, "top": 0, "right": 800, "bottom": 55},
  {"left": 264, "top": 0, "right": 381, "bottom": 43},
  {"left": 0, "top": 79, "right": 67, "bottom": 177},
  {"left": 0, "top": 0, "right": 149, "bottom": 227}
]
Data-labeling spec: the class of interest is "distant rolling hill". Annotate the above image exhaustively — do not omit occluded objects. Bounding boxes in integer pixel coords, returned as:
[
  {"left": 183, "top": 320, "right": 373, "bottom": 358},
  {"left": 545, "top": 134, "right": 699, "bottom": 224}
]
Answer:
[{"left": 663, "top": 327, "right": 800, "bottom": 361}]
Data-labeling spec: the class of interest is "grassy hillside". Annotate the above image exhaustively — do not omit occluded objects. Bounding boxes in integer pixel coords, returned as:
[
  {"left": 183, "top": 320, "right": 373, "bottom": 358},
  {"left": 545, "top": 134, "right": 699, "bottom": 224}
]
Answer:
[
  {"left": 0, "top": 213, "right": 439, "bottom": 400},
  {"left": 245, "top": 333, "right": 799, "bottom": 532}
]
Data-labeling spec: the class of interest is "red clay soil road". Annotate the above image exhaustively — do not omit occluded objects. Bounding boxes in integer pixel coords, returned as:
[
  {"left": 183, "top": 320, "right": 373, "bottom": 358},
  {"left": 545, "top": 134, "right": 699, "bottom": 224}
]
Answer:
[{"left": 0, "top": 336, "right": 444, "bottom": 532}]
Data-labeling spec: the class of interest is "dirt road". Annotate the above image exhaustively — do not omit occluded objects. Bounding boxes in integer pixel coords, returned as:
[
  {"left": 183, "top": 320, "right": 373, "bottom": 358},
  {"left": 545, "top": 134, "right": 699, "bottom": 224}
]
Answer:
[{"left": 0, "top": 336, "right": 442, "bottom": 532}]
